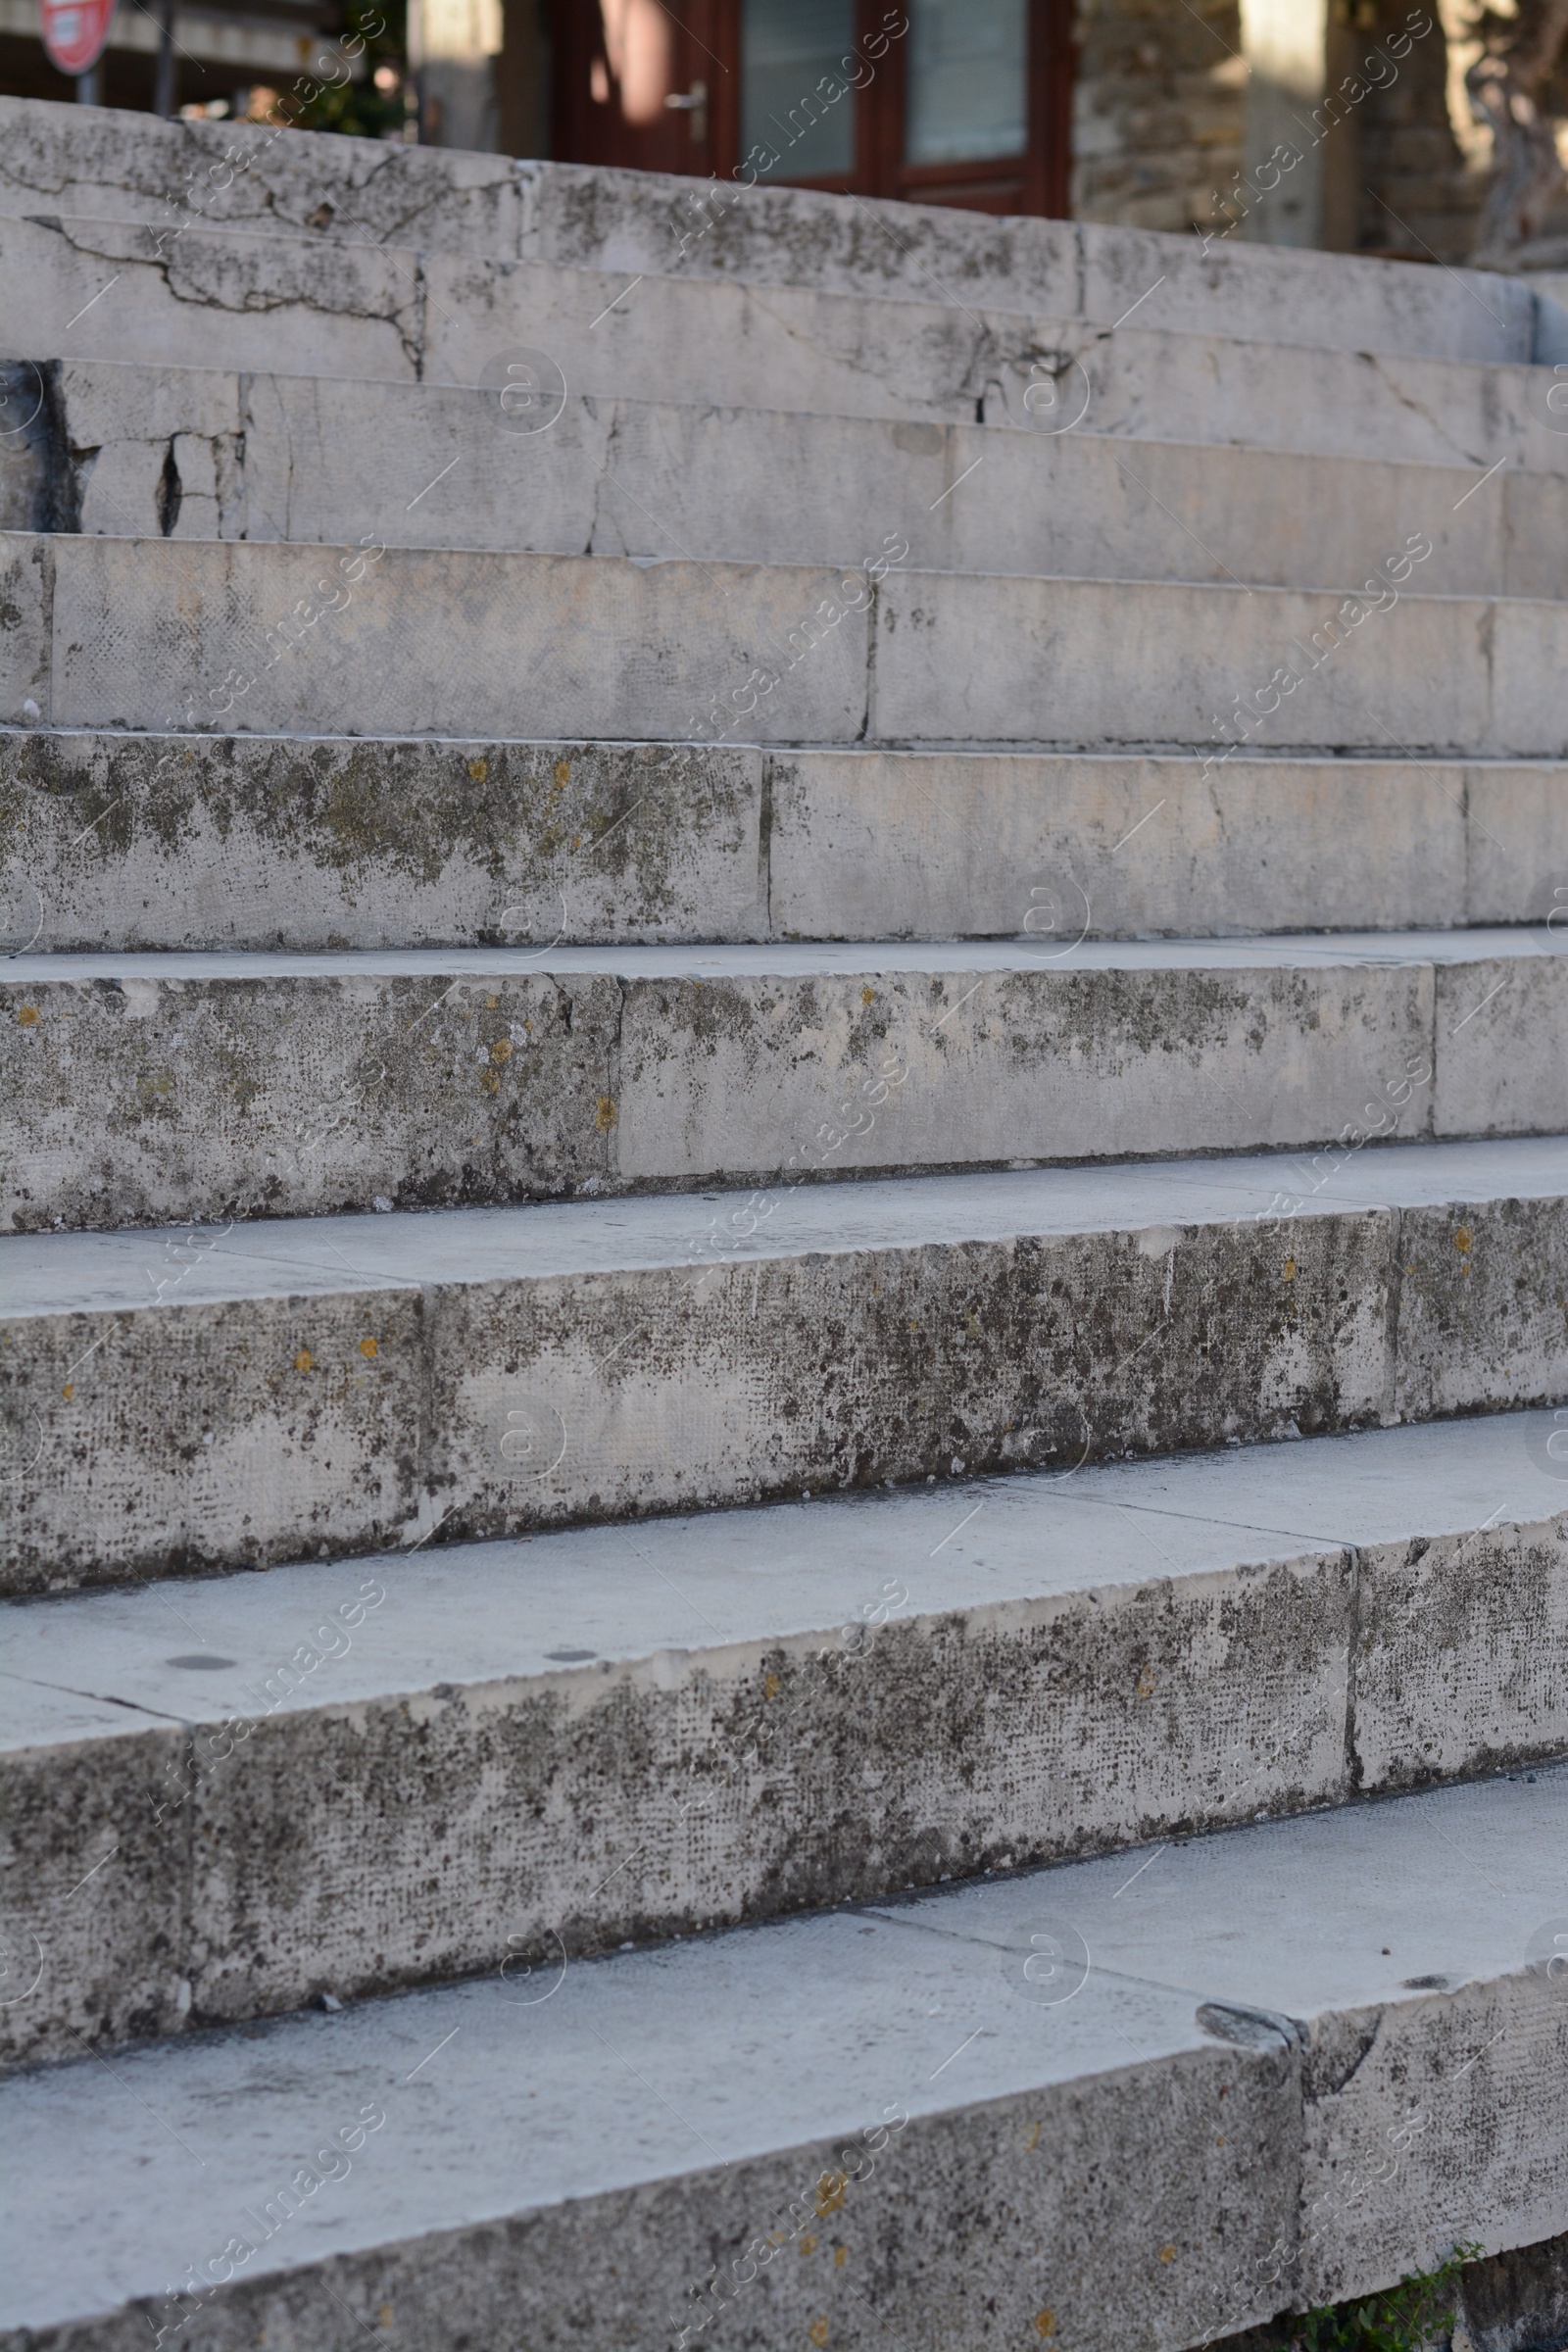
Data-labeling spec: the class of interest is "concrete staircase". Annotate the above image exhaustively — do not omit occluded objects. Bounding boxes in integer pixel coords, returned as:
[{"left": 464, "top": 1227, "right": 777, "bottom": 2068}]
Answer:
[{"left": 1, "top": 92, "right": 1565, "bottom": 2352}]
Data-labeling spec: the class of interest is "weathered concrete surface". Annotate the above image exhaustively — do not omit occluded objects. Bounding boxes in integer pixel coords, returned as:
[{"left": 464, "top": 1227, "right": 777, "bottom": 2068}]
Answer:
[
  {"left": 0, "top": 1695, "right": 190, "bottom": 2067},
  {"left": 0, "top": 729, "right": 766, "bottom": 953},
  {"left": 1434, "top": 954, "right": 1568, "bottom": 1135},
  {"left": 513, "top": 155, "right": 1544, "bottom": 363},
  {"left": 1, "top": 1414, "right": 1562, "bottom": 2067},
  {"left": 870, "top": 567, "right": 1568, "bottom": 759},
  {"left": 0, "top": 214, "right": 423, "bottom": 382},
  {"left": 7, "top": 223, "right": 1567, "bottom": 484},
  {"left": 0, "top": 95, "right": 524, "bottom": 255},
  {"left": 0, "top": 1905, "right": 1298, "bottom": 2352},
  {"left": 902, "top": 1771, "right": 1568, "bottom": 2313},
  {"left": 2, "top": 955, "right": 627, "bottom": 1226},
  {"left": 0, "top": 1769, "right": 1562, "bottom": 2352},
  {"left": 1393, "top": 1189, "right": 1568, "bottom": 1421},
  {"left": 13, "top": 360, "right": 1565, "bottom": 600},
  {"left": 5, "top": 734, "right": 1563, "bottom": 954},
  {"left": 418, "top": 251, "right": 1568, "bottom": 468},
  {"left": 2, "top": 1138, "right": 1564, "bottom": 1592},
  {"left": 7, "top": 533, "right": 1568, "bottom": 758},
  {"left": 768, "top": 752, "right": 1568, "bottom": 939},
  {"left": 5, "top": 934, "right": 1562, "bottom": 1231},
  {"left": 0, "top": 535, "right": 50, "bottom": 720},
  {"left": 5, "top": 536, "right": 879, "bottom": 746},
  {"left": 0, "top": 100, "right": 1543, "bottom": 363}
]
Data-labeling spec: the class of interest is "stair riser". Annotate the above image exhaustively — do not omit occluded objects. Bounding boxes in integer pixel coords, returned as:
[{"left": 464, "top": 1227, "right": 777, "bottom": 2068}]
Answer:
[
  {"left": 7, "top": 219, "right": 1566, "bottom": 477},
  {"left": 5, "top": 1513, "right": 1562, "bottom": 2069},
  {"left": 13, "top": 365, "right": 1564, "bottom": 598},
  {"left": 0, "top": 730, "right": 766, "bottom": 951},
  {"left": 7, "top": 733, "right": 1564, "bottom": 952},
  {"left": 9, "top": 955, "right": 1563, "bottom": 1232},
  {"left": 7, "top": 536, "right": 1568, "bottom": 758},
  {"left": 767, "top": 754, "right": 1568, "bottom": 941},
  {"left": 7, "top": 1191, "right": 1564, "bottom": 1592}
]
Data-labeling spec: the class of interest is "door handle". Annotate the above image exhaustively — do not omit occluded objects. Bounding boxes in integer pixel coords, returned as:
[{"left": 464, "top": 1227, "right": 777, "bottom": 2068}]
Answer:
[{"left": 663, "top": 78, "right": 708, "bottom": 139}]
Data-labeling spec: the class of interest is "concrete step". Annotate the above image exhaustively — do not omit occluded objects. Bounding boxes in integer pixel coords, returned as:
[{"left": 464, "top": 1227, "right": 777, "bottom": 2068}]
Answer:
[
  {"left": 0, "top": 94, "right": 526, "bottom": 261},
  {"left": 6, "top": 534, "right": 1567, "bottom": 758},
  {"left": 9, "top": 361, "right": 1564, "bottom": 602},
  {"left": 3, "top": 1136, "right": 1563, "bottom": 1592},
  {"left": 1, "top": 98, "right": 1555, "bottom": 366},
  {"left": 4, "top": 1411, "right": 1563, "bottom": 2071},
  {"left": 6, "top": 216, "right": 1568, "bottom": 477},
  {"left": 6, "top": 932, "right": 1564, "bottom": 1233},
  {"left": 7, "top": 730, "right": 1564, "bottom": 956},
  {"left": 1, "top": 1763, "right": 1563, "bottom": 2349}
]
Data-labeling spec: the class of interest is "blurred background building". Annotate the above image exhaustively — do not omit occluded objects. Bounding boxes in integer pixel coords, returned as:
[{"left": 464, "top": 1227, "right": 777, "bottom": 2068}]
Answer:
[{"left": 2, "top": 0, "right": 1564, "bottom": 267}]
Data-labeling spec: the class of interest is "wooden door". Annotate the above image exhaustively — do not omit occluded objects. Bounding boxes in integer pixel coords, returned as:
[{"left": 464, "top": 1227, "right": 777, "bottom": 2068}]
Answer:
[
  {"left": 551, "top": 0, "right": 724, "bottom": 176},
  {"left": 549, "top": 0, "right": 1071, "bottom": 220}
]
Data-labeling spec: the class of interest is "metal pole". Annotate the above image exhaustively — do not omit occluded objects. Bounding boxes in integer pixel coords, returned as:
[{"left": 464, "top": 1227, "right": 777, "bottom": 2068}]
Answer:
[
  {"left": 153, "top": 0, "right": 176, "bottom": 115},
  {"left": 76, "top": 65, "right": 100, "bottom": 102}
]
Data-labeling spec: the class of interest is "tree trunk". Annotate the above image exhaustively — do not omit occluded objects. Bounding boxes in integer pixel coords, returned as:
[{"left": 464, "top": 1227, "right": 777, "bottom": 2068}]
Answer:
[{"left": 1466, "top": 0, "right": 1568, "bottom": 260}]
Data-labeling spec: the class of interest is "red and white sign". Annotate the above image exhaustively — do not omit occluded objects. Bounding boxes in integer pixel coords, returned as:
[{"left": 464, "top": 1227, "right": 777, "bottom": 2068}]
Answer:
[{"left": 40, "top": 0, "right": 116, "bottom": 75}]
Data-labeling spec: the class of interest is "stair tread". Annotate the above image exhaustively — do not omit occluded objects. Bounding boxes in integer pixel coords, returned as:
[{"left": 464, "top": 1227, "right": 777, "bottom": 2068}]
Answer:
[
  {"left": 8, "top": 723, "right": 1564, "bottom": 766},
  {"left": 2, "top": 1761, "right": 1561, "bottom": 2337},
  {"left": 10, "top": 927, "right": 1556, "bottom": 983},
  {"left": 6, "top": 1410, "right": 1563, "bottom": 1751},
  {"left": 4, "top": 1136, "right": 1562, "bottom": 1314}
]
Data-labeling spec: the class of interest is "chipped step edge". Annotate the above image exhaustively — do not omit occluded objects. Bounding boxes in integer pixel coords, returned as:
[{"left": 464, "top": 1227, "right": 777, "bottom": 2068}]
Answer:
[{"left": 0, "top": 1765, "right": 1563, "bottom": 2347}]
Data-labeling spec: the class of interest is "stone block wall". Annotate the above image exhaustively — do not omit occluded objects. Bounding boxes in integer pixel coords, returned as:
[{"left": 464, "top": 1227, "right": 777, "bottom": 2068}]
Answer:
[
  {"left": 1069, "top": 0, "right": 1249, "bottom": 233},
  {"left": 1070, "top": 0, "right": 1565, "bottom": 264}
]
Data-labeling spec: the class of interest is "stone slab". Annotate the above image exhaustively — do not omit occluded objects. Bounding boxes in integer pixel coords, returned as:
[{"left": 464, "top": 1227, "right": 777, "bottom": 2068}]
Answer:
[
  {"left": 0, "top": 102, "right": 1540, "bottom": 363},
  {"left": 6, "top": 534, "right": 1568, "bottom": 759},
  {"left": 768, "top": 751, "right": 1568, "bottom": 940},
  {"left": 0, "top": 214, "right": 422, "bottom": 382},
  {"left": 0, "top": 95, "right": 524, "bottom": 256},
  {"left": 865, "top": 1767, "right": 1568, "bottom": 2312},
  {"left": 1, "top": 1136, "right": 1564, "bottom": 1592},
  {"left": 5, "top": 534, "right": 876, "bottom": 746},
  {"left": 1, "top": 1414, "right": 1562, "bottom": 2067},
  {"left": 0, "top": 727, "right": 767, "bottom": 954},
  {"left": 5, "top": 734, "right": 1564, "bottom": 955},
  {"left": 4, "top": 932, "right": 1562, "bottom": 1230},
  {"left": 0, "top": 1767, "right": 1561, "bottom": 2349},
  {"left": 514, "top": 157, "right": 1542, "bottom": 363},
  {"left": 7, "top": 224, "right": 1566, "bottom": 485},
  {"left": 870, "top": 567, "right": 1568, "bottom": 760},
  {"left": 21, "top": 361, "right": 1565, "bottom": 600}
]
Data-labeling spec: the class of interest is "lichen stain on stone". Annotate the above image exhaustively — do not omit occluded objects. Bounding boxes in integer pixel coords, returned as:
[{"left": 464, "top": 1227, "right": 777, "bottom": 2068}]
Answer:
[{"left": 2, "top": 733, "right": 757, "bottom": 944}]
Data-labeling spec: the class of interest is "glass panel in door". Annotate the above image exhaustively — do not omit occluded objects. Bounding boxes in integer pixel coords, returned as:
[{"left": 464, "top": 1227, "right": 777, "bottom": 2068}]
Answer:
[
  {"left": 740, "top": 0, "right": 857, "bottom": 179},
  {"left": 905, "top": 0, "right": 1026, "bottom": 164}
]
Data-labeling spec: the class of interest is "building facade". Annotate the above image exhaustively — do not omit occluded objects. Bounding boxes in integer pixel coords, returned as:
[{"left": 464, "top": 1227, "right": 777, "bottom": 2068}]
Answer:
[{"left": 2, "top": 0, "right": 1564, "bottom": 265}]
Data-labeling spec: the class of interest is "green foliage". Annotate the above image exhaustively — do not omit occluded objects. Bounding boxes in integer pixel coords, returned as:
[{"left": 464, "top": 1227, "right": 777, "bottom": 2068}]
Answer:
[
  {"left": 1287, "top": 2245, "right": 1485, "bottom": 2352},
  {"left": 283, "top": 0, "right": 409, "bottom": 140}
]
